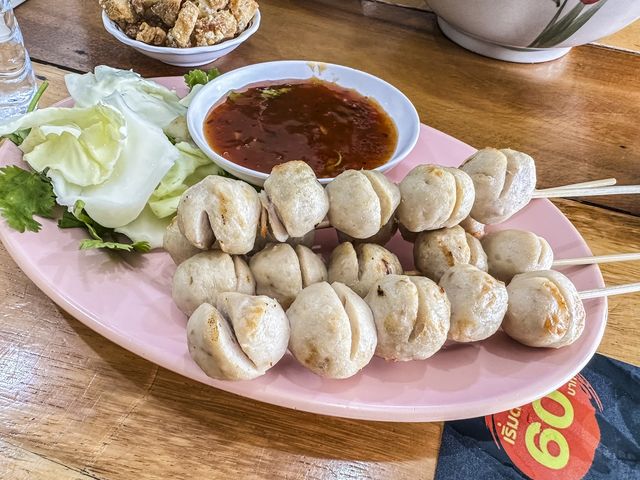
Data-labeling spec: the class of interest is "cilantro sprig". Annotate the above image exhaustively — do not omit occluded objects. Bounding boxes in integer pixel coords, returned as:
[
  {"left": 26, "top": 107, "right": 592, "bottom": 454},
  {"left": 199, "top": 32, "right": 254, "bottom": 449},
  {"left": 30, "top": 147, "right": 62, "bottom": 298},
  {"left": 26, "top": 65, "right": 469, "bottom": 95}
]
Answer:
[
  {"left": 184, "top": 68, "right": 221, "bottom": 90},
  {"left": 0, "top": 164, "right": 149, "bottom": 253},
  {"left": 0, "top": 165, "right": 55, "bottom": 232}
]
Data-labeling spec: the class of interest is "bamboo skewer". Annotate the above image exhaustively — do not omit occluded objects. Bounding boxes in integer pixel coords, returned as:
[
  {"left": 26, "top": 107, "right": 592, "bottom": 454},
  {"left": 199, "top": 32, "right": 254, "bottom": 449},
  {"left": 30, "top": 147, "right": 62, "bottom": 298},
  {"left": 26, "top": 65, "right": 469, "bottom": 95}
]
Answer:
[
  {"left": 312, "top": 182, "right": 635, "bottom": 229},
  {"left": 579, "top": 282, "right": 640, "bottom": 300},
  {"left": 552, "top": 252, "right": 640, "bottom": 267},
  {"left": 531, "top": 185, "right": 640, "bottom": 199},
  {"left": 535, "top": 178, "right": 617, "bottom": 193},
  {"left": 316, "top": 219, "right": 331, "bottom": 229},
  {"left": 401, "top": 252, "right": 640, "bottom": 279}
]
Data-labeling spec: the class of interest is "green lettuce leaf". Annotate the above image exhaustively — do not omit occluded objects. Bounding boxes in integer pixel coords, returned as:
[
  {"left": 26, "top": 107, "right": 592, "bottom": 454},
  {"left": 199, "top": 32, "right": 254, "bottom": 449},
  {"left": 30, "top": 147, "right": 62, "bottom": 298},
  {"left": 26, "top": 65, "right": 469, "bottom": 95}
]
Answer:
[
  {"left": 65, "top": 66, "right": 185, "bottom": 132},
  {"left": 148, "top": 141, "right": 222, "bottom": 219},
  {"left": 0, "top": 104, "right": 126, "bottom": 186},
  {"left": 46, "top": 93, "right": 179, "bottom": 229},
  {"left": 114, "top": 204, "right": 171, "bottom": 249}
]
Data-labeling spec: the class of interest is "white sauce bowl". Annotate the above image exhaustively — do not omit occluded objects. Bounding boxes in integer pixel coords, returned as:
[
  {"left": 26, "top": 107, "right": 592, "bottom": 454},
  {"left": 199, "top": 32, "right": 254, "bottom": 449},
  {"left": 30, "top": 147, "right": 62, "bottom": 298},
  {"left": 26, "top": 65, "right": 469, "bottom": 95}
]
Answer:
[{"left": 186, "top": 60, "right": 420, "bottom": 186}]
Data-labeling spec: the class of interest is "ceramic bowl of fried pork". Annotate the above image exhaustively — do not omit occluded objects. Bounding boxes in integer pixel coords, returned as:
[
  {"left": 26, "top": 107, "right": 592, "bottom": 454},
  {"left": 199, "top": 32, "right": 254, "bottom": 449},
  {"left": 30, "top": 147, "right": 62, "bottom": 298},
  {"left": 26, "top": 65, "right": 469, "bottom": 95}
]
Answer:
[{"left": 101, "top": 0, "right": 261, "bottom": 67}]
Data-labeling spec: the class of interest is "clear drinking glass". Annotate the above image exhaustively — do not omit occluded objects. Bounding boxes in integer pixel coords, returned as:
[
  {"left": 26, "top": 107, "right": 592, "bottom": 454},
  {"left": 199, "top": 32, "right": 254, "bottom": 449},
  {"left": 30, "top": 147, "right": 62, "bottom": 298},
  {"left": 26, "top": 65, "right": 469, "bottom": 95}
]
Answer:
[{"left": 0, "top": 0, "right": 36, "bottom": 119}]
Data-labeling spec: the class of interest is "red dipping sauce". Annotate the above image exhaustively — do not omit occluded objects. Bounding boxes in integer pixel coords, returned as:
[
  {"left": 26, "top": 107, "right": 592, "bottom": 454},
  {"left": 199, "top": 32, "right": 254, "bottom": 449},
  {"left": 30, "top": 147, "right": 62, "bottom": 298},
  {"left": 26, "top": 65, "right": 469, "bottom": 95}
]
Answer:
[{"left": 203, "top": 79, "right": 398, "bottom": 178}]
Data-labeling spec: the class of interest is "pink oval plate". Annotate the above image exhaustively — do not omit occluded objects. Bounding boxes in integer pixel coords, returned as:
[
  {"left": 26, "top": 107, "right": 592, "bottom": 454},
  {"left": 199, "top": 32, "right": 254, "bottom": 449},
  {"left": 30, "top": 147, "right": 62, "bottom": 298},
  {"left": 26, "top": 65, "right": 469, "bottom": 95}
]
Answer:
[{"left": 0, "top": 77, "right": 606, "bottom": 422}]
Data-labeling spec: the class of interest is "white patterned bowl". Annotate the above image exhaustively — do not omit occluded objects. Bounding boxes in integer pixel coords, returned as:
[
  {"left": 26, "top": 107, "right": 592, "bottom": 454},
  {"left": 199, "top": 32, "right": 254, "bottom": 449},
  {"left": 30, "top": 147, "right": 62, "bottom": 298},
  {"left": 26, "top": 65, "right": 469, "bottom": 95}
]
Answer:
[
  {"left": 428, "top": 0, "right": 640, "bottom": 63},
  {"left": 101, "top": 10, "right": 261, "bottom": 67}
]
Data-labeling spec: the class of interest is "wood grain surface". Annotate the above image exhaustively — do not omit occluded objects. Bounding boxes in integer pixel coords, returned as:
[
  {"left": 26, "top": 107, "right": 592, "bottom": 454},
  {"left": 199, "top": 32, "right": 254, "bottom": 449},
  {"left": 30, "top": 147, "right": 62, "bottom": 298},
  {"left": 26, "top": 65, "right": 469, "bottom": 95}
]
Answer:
[
  {"left": 1, "top": 1, "right": 639, "bottom": 478},
  {"left": 596, "top": 18, "right": 640, "bottom": 52},
  {"left": 17, "top": 0, "right": 640, "bottom": 215}
]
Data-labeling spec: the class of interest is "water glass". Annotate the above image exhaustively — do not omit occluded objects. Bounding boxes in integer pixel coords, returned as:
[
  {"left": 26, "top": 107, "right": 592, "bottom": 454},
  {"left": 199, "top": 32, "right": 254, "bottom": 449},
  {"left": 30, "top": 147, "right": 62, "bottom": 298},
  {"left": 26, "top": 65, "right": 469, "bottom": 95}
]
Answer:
[{"left": 0, "top": 0, "right": 36, "bottom": 119}]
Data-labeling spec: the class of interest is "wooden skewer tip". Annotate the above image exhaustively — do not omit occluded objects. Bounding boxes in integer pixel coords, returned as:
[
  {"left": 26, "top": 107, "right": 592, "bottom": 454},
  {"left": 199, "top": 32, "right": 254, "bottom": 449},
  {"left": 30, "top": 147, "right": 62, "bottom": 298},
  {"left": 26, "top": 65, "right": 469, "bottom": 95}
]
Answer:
[
  {"left": 579, "top": 282, "right": 640, "bottom": 300},
  {"left": 552, "top": 252, "right": 640, "bottom": 267}
]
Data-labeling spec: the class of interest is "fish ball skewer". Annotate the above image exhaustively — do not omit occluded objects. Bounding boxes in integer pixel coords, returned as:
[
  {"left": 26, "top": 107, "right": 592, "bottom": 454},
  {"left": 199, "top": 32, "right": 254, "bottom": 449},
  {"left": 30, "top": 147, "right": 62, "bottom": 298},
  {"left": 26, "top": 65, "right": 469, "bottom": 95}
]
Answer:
[
  {"left": 261, "top": 161, "right": 329, "bottom": 241},
  {"left": 397, "top": 164, "right": 475, "bottom": 232},
  {"left": 414, "top": 226, "right": 470, "bottom": 282},
  {"left": 249, "top": 243, "right": 327, "bottom": 308},
  {"left": 364, "top": 274, "right": 450, "bottom": 361},
  {"left": 503, "top": 270, "right": 585, "bottom": 348},
  {"left": 482, "top": 229, "right": 553, "bottom": 283},
  {"left": 482, "top": 229, "right": 640, "bottom": 282},
  {"left": 173, "top": 159, "right": 637, "bottom": 260},
  {"left": 439, "top": 264, "right": 508, "bottom": 343},
  {"left": 413, "top": 226, "right": 488, "bottom": 283},
  {"left": 504, "top": 272, "right": 640, "bottom": 349},
  {"left": 460, "top": 148, "right": 536, "bottom": 225},
  {"left": 287, "top": 282, "right": 377, "bottom": 379},
  {"left": 186, "top": 293, "right": 289, "bottom": 381},
  {"left": 326, "top": 169, "right": 400, "bottom": 239},
  {"left": 177, "top": 175, "right": 261, "bottom": 254},
  {"left": 461, "top": 147, "right": 639, "bottom": 225},
  {"left": 172, "top": 251, "right": 255, "bottom": 316},
  {"left": 328, "top": 242, "right": 403, "bottom": 297}
]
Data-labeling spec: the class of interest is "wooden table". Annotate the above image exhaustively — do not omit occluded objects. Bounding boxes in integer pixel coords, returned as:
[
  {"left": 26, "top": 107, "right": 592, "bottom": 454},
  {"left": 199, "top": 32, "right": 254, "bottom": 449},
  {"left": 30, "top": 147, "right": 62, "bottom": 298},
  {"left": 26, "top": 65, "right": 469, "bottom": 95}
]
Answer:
[{"left": 1, "top": 1, "right": 638, "bottom": 478}]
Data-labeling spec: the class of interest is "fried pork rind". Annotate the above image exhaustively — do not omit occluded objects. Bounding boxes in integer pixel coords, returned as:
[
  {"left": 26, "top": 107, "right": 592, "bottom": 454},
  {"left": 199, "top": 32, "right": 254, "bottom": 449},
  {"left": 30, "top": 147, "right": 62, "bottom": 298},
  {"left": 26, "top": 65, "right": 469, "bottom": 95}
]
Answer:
[
  {"left": 167, "top": 1, "right": 200, "bottom": 47},
  {"left": 122, "top": 22, "right": 141, "bottom": 38},
  {"left": 229, "top": 0, "right": 258, "bottom": 31},
  {"left": 101, "top": 0, "right": 138, "bottom": 23},
  {"left": 102, "top": 0, "right": 258, "bottom": 47},
  {"left": 194, "top": 10, "right": 238, "bottom": 46},
  {"left": 136, "top": 21, "right": 167, "bottom": 45},
  {"left": 195, "top": 0, "right": 230, "bottom": 17},
  {"left": 131, "top": 0, "right": 160, "bottom": 16},
  {"left": 150, "top": 0, "right": 182, "bottom": 26}
]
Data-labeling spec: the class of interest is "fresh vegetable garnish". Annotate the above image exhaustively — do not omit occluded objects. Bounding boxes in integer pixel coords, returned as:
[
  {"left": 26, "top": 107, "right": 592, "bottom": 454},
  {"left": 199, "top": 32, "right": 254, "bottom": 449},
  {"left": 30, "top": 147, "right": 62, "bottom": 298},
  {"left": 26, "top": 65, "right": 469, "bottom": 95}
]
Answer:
[
  {"left": 148, "top": 142, "right": 222, "bottom": 219},
  {"left": 0, "top": 66, "right": 228, "bottom": 252},
  {"left": 58, "top": 201, "right": 150, "bottom": 253},
  {"left": 0, "top": 165, "right": 55, "bottom": 232},
  {"left": 0, "top": 164, "right": 148, "bottom": 252},
  {"left": 3, "top": 80, "right": 49, "bottom": 146},
  {"left": 79, "top": 239, "right": 150, "bottom": 252},
  {"left": 26, "top": 80, "right": 49, "bottom": 113},
  {"left": 184, "top": 68, "right": 221, "bottom": 90}
]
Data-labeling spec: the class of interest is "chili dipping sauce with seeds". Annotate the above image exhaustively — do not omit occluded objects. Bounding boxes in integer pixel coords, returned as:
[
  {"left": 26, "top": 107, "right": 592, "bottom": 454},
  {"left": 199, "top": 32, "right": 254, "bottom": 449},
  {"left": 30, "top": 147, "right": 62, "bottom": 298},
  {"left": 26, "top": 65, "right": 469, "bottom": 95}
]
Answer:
[{"left": 203, "top": 79, "right": 398, "bottom": 178}]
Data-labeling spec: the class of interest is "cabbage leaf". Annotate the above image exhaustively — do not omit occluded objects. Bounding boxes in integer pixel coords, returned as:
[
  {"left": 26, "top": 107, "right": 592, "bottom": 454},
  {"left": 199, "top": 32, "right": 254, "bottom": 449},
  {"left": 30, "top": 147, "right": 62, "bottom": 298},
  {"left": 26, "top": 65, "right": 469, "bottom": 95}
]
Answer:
[
  {"left": 65, "top": 66, "right": 185, "bottom": 132},
  {"left": 48, "top": 92, "right": 179, "bottom": 228},
  {"left": 0, "top": 104, "right": 125, "bottom": 186},
  {"left": 148, "top": 141, "right": 222, "bottom": 219}
]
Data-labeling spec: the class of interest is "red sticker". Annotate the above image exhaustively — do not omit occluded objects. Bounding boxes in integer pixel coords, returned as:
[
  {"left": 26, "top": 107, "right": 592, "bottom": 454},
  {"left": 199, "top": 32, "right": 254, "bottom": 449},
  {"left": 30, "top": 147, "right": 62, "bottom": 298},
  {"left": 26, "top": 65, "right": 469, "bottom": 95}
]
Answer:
[{"left": 486, "top": 374, "right": 602, "bottom": 480}]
